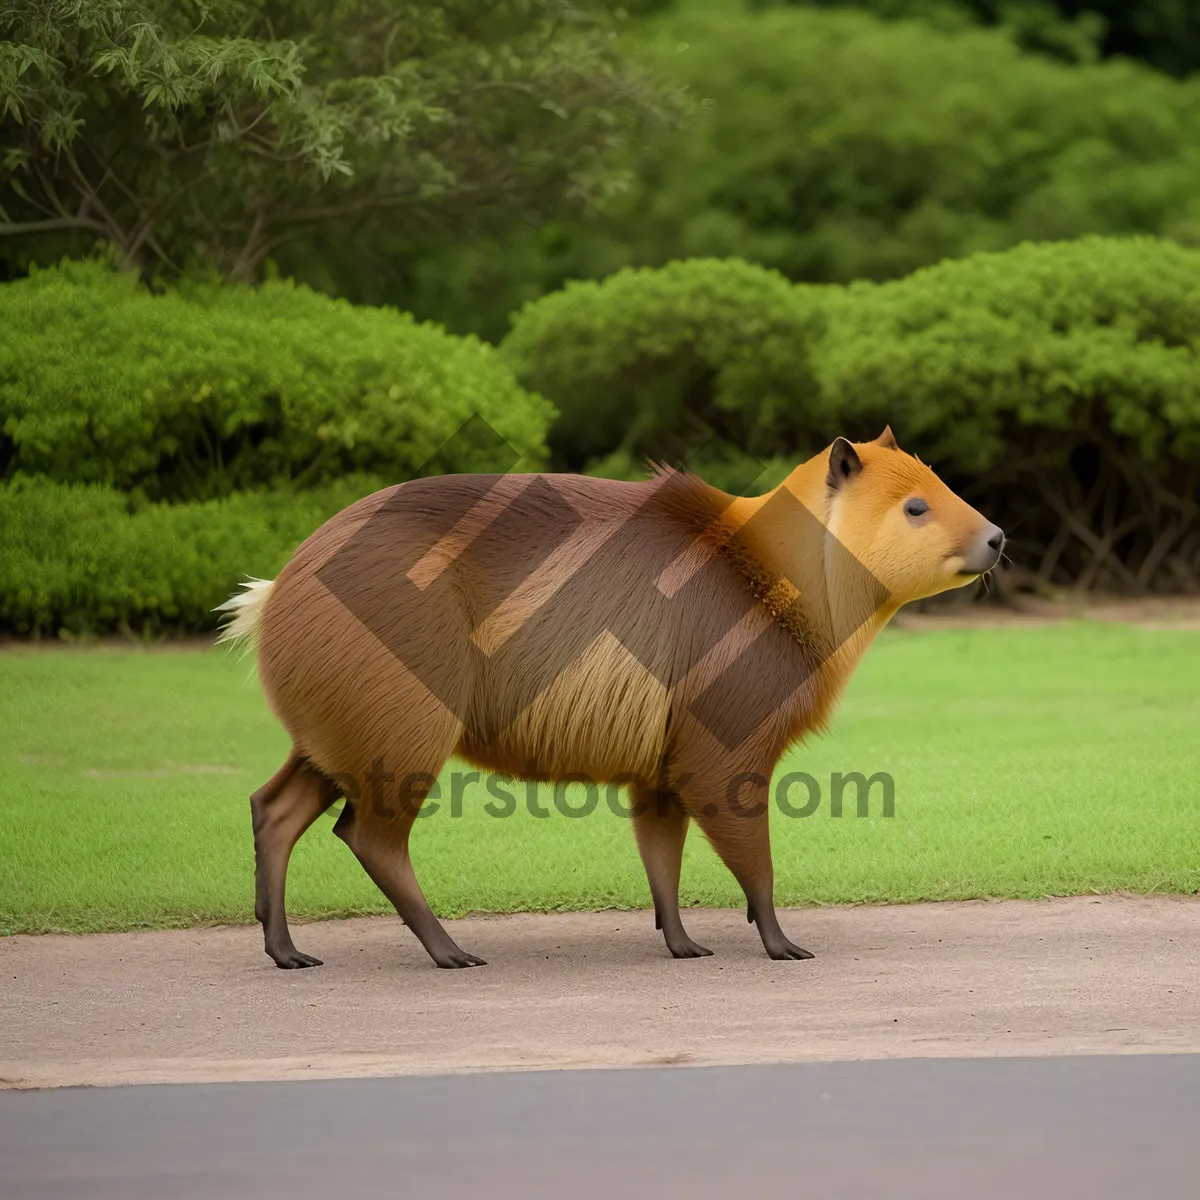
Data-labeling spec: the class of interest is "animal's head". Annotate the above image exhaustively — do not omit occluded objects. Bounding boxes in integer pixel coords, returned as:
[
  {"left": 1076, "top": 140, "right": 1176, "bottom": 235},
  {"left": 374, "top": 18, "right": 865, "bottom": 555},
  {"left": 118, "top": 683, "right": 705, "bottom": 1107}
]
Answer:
[{"left": 823, "top": 427, "right": 1004, "bottom": 605}]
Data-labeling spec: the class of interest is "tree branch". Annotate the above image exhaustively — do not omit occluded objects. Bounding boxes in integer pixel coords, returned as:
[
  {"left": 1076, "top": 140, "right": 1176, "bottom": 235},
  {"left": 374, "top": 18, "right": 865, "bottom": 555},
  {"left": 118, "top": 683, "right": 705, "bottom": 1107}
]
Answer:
[{"left": 0, "top": 216, "right": 111, "bottom": 236}]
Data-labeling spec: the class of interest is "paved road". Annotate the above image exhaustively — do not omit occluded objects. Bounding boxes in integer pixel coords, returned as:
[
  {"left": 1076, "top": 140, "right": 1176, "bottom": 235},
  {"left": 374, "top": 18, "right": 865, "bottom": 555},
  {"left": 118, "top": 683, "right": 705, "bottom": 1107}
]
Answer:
[{"left": 3, "top": 1055, "right": 1197, "bottom": 1198}]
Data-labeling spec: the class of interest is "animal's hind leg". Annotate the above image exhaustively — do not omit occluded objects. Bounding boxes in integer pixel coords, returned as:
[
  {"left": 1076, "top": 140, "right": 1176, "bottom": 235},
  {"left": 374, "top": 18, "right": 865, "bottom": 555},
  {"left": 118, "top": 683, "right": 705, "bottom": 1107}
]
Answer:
[
  {"left": 251, "top": 753, "right": 338, "bottom": 969},
  {"left": 630, "top": 789, "right": 712, "bottom": 959},
  {"left": 333, "top": 790, "right": 486, "bottom": 969}
]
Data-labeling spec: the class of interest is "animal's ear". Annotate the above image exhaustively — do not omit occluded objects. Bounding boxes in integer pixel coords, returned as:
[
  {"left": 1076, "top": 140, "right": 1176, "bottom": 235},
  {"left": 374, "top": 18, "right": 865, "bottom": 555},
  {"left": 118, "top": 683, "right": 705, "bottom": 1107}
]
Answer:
[
  {"left": 875, "top": 425, "right": 899, "bottom": 451},
  {"left": 826, "top": 437, "right": 862, "bottom": 491}
]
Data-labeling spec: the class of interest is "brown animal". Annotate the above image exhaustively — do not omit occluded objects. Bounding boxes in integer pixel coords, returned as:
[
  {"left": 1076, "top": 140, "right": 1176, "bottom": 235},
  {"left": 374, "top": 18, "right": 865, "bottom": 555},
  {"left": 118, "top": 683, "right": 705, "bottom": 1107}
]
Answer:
[{"left": 219, "top": 428, "right": 1003, "bottom": 969}]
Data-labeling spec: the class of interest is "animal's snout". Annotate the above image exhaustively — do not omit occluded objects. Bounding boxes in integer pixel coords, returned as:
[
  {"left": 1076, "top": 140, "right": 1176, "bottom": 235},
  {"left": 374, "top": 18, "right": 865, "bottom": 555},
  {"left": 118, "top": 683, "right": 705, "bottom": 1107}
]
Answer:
[{"left": 960, "top": 523, "right": 1005, "bottom": 575}]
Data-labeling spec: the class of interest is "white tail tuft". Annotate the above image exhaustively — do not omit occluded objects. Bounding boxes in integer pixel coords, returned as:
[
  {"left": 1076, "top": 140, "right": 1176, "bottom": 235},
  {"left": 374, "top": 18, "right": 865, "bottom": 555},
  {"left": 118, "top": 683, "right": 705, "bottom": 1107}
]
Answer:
[{"left": 214, "top": 577, "right": 275, "bottom": 652}]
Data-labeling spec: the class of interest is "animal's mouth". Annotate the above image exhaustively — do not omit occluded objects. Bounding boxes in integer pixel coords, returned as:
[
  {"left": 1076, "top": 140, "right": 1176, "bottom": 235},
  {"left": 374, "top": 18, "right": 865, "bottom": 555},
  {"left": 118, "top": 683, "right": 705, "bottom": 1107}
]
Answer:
[{"left": 959, "top": 526, "right": 1006, "bottom": 575}]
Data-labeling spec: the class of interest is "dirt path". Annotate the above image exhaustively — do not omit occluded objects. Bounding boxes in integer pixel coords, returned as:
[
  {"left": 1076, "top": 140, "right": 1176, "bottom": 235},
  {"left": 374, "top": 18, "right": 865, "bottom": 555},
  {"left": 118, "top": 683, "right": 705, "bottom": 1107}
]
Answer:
[
  {"left": 889, "top": 594, "right": 1200, "bottom": 631},
  {"left": 3, "top": 895, "right": 1197, "bottom": 1089}
]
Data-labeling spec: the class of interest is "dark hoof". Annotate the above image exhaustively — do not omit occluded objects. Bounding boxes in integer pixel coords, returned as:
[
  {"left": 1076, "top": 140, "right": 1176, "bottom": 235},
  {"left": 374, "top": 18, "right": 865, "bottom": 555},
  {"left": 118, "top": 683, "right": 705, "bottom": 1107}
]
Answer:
[
  {"left": 765, "top": 941, "right": 814, "bottom": 961},
  {"left": 270, "top": 948, "right": 324, "bottom": 969},
  {"left": 435, "top": 950, "right": 487, "bottom": 969},
  {"left": 668, "top": 939, "right": 714, "bottom": 959}
]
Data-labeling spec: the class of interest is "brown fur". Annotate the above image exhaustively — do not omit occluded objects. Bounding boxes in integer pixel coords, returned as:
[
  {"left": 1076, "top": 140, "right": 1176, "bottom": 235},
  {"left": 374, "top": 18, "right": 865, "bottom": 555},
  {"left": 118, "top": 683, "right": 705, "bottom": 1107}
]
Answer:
[{"left": 237, "top": 430, "right": 1001, "bottom": 968}]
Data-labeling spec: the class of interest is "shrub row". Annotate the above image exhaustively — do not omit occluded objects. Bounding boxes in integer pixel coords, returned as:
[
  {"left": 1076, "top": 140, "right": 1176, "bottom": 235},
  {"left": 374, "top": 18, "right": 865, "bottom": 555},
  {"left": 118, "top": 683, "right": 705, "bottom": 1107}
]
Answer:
[
  {"left": 5, "top": 236, "right": 1199, "bottom": 636},
  {"left": 505, "top": 241, "right": 1200, "bottom": 469},
  {"left": 0, "top": 476, "right": 383, "bottom": 636},
  {"left": 0, "top": 260, "right": 553, "bottom": 502},
  {"left": 503, "top": 237, "right": 1200, "bottom": 594}
]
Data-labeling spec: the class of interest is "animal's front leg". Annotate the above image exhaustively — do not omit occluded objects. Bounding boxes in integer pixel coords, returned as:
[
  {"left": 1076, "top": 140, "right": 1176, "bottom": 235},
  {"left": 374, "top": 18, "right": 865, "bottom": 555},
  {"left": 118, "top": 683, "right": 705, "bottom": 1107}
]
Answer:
[
  {"left": 629, "top": 787, "right": 712, "bottom": 958},
  {"left": 681, "top": 769, "right": 814, "bottom": 962}
]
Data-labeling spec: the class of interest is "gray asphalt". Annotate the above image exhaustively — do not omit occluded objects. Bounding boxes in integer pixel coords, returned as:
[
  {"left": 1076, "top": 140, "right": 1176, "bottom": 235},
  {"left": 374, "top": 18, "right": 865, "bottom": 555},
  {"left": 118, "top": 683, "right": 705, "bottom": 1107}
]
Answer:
[{"left": 3, "top": 1055, "right": 1197, "bottom": 1198}]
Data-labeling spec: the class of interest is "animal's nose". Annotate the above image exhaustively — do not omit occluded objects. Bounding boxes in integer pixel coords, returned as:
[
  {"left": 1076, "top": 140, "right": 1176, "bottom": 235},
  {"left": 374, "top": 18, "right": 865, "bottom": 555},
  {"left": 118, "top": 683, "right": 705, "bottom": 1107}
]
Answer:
[{"left": 961, "top": 523, "right": 1005, "bottom": 575}]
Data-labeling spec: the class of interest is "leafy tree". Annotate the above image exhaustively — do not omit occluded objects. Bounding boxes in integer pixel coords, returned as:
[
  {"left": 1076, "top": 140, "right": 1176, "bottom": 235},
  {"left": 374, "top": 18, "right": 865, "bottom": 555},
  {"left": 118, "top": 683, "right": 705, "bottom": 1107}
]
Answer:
[
  {"left": 768, "top": 1, "right": 1200, "bottom": 75},
  {"left": 1068, "top": 1, "right": 1200, "bottom": 77},
  {"left": 0, "top": 1, "right": 675, "bottom": 279},
  {"left": 623, "top": 4, "right": 1200, "bottom": 276},
  {"left": 407, "top": 1, "right": 1200, "bottom": 338}
]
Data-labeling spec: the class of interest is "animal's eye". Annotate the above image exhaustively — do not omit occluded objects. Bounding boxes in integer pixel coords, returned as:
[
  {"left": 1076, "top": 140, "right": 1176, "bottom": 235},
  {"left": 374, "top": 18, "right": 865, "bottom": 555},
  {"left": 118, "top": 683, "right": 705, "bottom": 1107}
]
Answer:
[{"left": 904, "top": 498, "right": 930, "bottom": 519}]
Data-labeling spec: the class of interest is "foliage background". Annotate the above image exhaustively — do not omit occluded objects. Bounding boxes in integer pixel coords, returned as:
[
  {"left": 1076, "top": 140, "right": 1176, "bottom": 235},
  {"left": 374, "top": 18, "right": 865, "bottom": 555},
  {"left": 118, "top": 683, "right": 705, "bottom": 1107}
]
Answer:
[{"left": 3, "top": 0, "right": 1200, "bottom": 635}]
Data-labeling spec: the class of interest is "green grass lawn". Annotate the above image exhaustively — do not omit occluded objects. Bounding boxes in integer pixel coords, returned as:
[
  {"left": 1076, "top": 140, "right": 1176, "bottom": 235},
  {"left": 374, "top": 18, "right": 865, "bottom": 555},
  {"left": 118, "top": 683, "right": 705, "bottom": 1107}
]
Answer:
[{"left": 2, "top": 622, "right": 1198, "bottom": 935}]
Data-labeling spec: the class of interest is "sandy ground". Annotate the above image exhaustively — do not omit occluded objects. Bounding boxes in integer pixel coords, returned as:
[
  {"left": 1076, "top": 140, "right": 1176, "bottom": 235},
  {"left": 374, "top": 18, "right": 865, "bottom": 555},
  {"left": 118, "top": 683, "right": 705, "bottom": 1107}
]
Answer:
[
  {"left": 889, "top": 594, "right": 1200, "bottom": 631},
  {"left": 2, "top": 895, "right": 1197, "bottom": 1089}
]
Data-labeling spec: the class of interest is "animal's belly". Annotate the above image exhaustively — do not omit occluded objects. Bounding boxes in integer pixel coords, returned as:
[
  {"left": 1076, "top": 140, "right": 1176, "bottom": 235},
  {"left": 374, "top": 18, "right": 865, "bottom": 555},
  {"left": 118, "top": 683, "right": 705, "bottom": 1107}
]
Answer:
[{"left": 460, "top": 632, "right": 670, "bottom": 784}]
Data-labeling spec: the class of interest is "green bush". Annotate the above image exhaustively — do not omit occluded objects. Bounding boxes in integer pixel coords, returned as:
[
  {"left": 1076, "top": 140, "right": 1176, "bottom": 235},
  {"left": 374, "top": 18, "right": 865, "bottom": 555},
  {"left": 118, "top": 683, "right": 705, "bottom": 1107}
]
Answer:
[
  {"left": 501, "top": 258, "right": 833, "bottom": 487},
  {"left": 818, "top": 236, "right": 1200, "bottom": 468},
  {"left": 0, "top": 475, "right": 384, "bottom": 636},
  {"left": 0, "top": 260, "right": 554, "bottom": 501},
  {"left": 817, "top": 236, "right": 1200, "bottom": 592},
  {"left": 504, "top": 236, "right": 1200, "bottom": 593}
]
